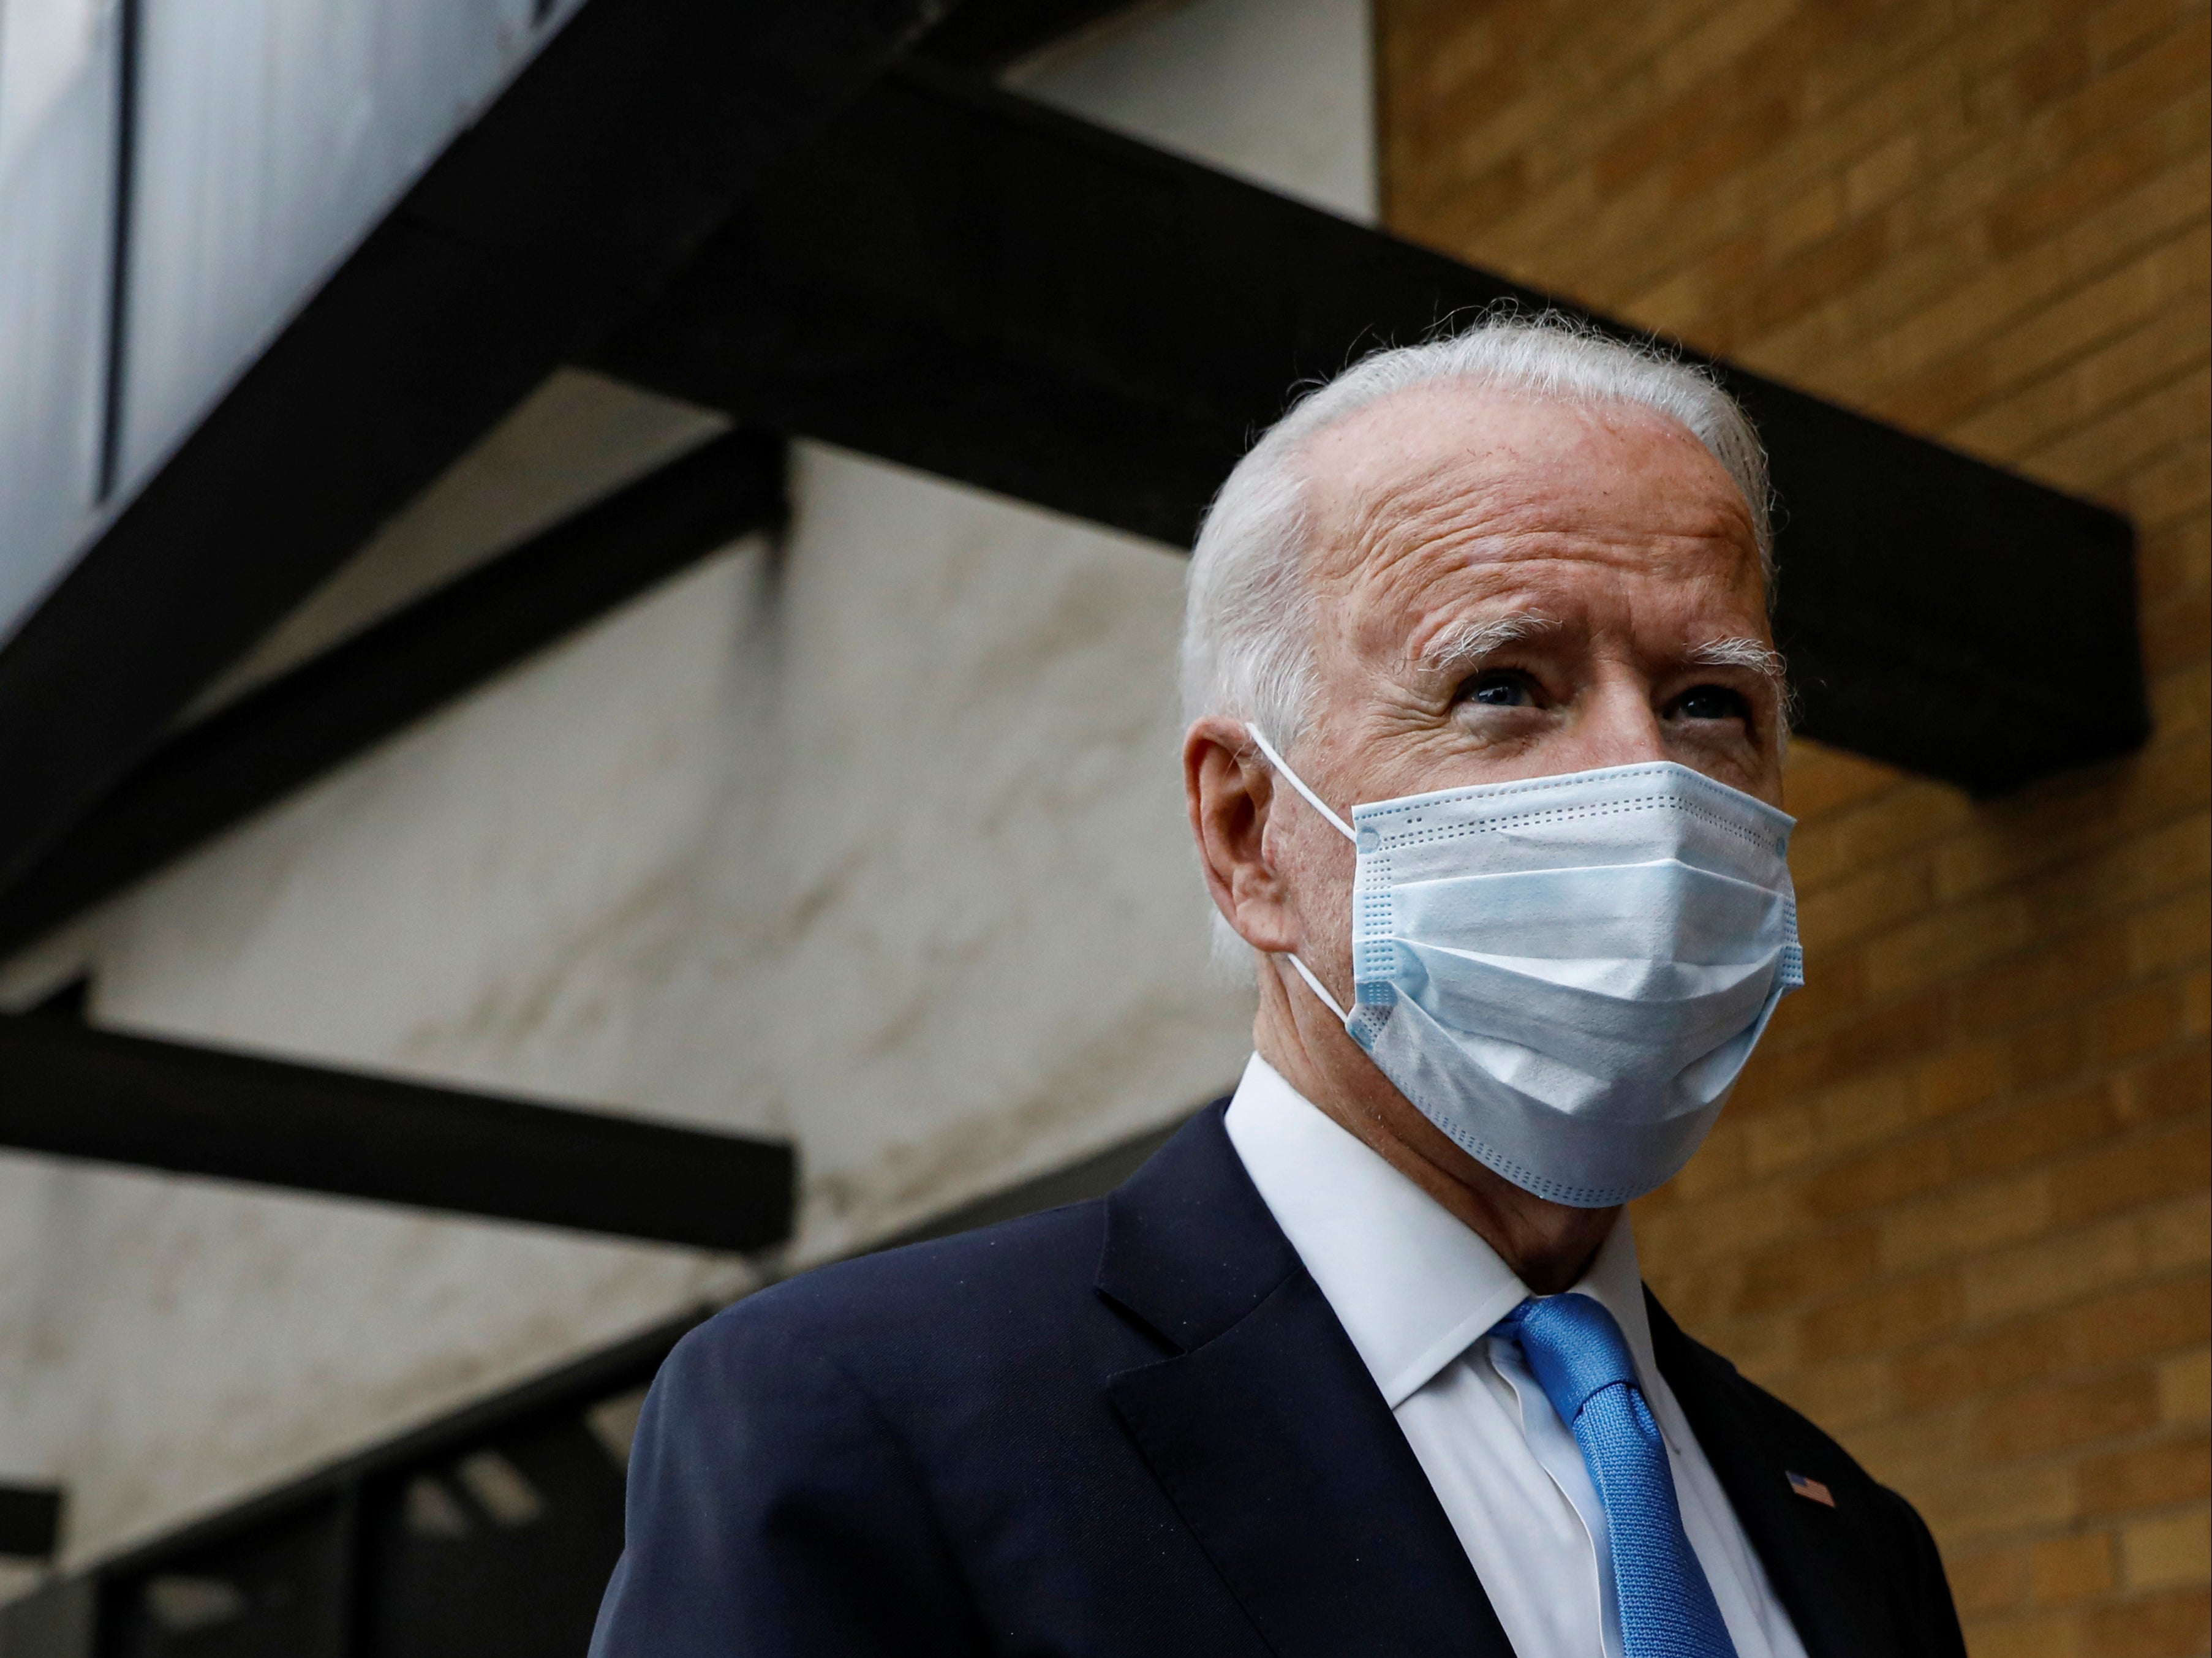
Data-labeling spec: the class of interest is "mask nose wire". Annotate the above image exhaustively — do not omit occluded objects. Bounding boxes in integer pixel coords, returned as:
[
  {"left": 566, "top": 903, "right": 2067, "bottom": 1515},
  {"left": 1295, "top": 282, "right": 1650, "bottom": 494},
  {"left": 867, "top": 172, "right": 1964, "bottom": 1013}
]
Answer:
[{"left": 1245, "top": 725, "right": 1357, "bottom": 1026}]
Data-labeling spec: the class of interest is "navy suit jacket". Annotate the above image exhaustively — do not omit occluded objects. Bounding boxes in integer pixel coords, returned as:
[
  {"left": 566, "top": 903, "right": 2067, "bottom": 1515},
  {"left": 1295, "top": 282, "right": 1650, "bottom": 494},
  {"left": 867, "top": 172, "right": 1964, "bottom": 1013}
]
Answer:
[{"left": 591, "top": 1105, "right": 1966, "bottom": 1657}]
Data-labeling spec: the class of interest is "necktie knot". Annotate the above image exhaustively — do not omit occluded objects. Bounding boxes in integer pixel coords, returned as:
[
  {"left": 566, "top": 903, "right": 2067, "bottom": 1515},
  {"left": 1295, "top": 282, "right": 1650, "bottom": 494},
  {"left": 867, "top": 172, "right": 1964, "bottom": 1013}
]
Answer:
[{"left": 1498, "top": 1292, "right": 1640, "bottom": 1423}]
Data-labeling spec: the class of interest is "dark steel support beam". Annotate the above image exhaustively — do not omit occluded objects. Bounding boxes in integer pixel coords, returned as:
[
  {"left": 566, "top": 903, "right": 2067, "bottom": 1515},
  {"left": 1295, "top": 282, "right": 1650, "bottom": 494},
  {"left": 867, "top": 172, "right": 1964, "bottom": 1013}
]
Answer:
[
  {"left": 594, "top": 63, "right": 2148, "bottom": 796},
  {"left": 0, "top": 0, "right": 939, "bottom": 892},
  {"left": 0, "top": 431, "right": 783, "bottom": 959},
  {"left": 0, "top": 1015, "right": 795, "bottom": 1253},
  {"left": 0, "top": 1485, "right": 64, "bottom": 1560},
  {"left": 914, "top": 0, "right": 1141, "bottom": 69}
]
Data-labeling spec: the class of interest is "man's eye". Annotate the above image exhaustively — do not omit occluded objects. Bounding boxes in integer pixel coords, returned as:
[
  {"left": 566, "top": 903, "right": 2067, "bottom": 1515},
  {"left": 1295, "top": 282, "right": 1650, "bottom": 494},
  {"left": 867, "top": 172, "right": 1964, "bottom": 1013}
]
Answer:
[
  {"left": 1463, "top": 671, "right": 1539, "bottom": 709},
  {"left": 1670, "top": 684, "right": 1750, "bottom": 723}
]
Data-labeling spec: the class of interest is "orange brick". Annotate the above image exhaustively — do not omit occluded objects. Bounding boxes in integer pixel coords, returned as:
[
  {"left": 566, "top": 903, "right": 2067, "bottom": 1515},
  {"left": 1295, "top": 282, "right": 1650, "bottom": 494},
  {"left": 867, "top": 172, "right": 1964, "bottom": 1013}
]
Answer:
[
  {"left": 1803, "top": 1270, "right": 1965, "bottom": 1360},
  {"left": 1855, "top": 1414, "right": 1982, "bottom": 1493},
  {"left": 2137, "top": 1191, "right": 2212, "bottom": 1275},
  {"left": 1900, "top": 220, "right": 2212, "bottom": 433},
  {"left": 1810, "top": 1070, "right": 1921, "bottom": 1157},
  {"left": 2142, "top": 579, "right": 2212, "bottom": 679},
  {"left": 2113, "top": 1040, "right": 2212, "bottom": 1122},
  {"left": 1806, "top": 1133, "right": 1957, "bottom": 1218},
  {"left": 1953, "top": 1084, "right": 2120, "bottom": 1179},
  {"left": 1740, "top": 214, "right": 1894, "bottom": 337},
  {"left": 2123, "top": 1508, "right": 2212, "bottom": 1591},
  {"left": 1919, "top": 1042, "right": 2006, "bottom": 1118},
  {"left": 2138, "top": 514, "right": 2212, "bottom": 608},
  {"left": 1880, "top": 1172, "right": 2056, "bottom": 1272},
  {"left": 2092, "top": 982, "right": 2189, "bottom": 1065},
  {"left": 1778, "top": 1352, "right": 1895, "bottom": 1432},
  {"left": 1734, "top": 1225, "right": 1882, "bottom": 1313},
  {"left": 2087, "top": 0, "right": 2199, "bottom": 68},
  {"left": 2124, "top": 438, "right": 2212, "bottom": 527},
  {"left": 2077, "top": 1431, "right": 2212, "bottom": 1515},
  {"left": 2083, "top": 1587, "right": 2211, "bottom": 1658},
  {"left": 2128, "top": 883, "right": 2211, "bottom": 978},
  {"left": 1951, "top": 288, "right": 2212, "bottom": 462},
  {"left": 2052, "top": 14, "right": 2212, "bottom": 151},
  {"left": 2004, "top": 810, "right": 2212, "bottom": 934},
  {"left": 2054, "top": 1118, "right": 2212, "bottom": 1226},
  {"left": 2030, "top": 1529, "right": 2118, "bottom": 1604},
  {"left": 2012, "top": 32, "right": 2092, "bottom": 118},
  {"left": 2064, "top": 1273, "right": 2212, "bottom": 1370},
  {"left": 1770, "top": 995, "right": 1952, "bottom": 1098},
  {"left": 2159, "top": 1349, "right": 2212, "bottom": 1423},
  {"left": 1799, "top": 856, "right": 1937, "bottom": 950},
  {"left": 1781, "top": 739, "right": 1904, "bottom": 819},
  {"left": 1922, "top": 1461, "right": 2082, "bottom": 1542},
  {"left": 1964, "top": 1194, "right": 2210, "bottom": 1324},
  {"left": 2009, "top": 1012, "right": 2093, "bottom": 1093},
  {"left": 1962, "top": 1607, "right": 2083, "bottom": 1658},
  {"left": 1958, "top": 921, "right": 2129, "bottom": 1036},
  {"left": 1977, "top": 1371, "right": 2163, "bottom": 1461},
  {"left": 2033, "top": 363, "right": 2211, "bottom": 499},
  {"left": 1898, "top": 1316, "right": 2068, "bottom": 1412},
  {"left": 1987, "top": 88, "right": 2210, "bottom": 257},
  {"left": 1789, "top": 777, "right": 1976, "bottom": 894},
  {"left": 1949, "top": 1542, "right": 2031, "bottom": 1616}
]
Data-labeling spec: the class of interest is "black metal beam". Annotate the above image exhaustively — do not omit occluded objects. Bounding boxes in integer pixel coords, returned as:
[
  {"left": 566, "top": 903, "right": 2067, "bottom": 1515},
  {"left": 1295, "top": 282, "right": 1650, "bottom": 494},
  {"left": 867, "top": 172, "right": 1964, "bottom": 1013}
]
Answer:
[
  {"left": 914, "top": 0, "right": 1141, "bottom": 70},
  {"left": 0, "top": 1485, "right": 63, "bottom": 1560},
  {"left": 0, "top": 0, "right": 939, "bottom": 893},
  {"left": 0, "top": 1015, "right": 795, "bottom": 1252},
  {"left": 593, "top": 63, "right": 2148, "bottom": 796},
  {"left": 0, "top": 432, "right": 783, "bottom": 960}
]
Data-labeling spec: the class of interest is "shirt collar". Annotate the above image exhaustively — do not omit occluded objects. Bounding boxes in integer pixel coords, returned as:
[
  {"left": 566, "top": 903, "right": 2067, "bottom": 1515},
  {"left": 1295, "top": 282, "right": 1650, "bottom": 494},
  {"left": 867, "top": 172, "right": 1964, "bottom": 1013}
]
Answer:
[{"left": 1223, "top": 1053, "right": 1658, "bottom": 1408}]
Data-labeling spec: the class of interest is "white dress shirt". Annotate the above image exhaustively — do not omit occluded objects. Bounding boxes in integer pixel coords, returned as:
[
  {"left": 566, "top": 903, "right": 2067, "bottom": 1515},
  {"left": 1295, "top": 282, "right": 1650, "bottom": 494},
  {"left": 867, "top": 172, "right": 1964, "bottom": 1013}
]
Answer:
[{"left": 1224, "top": 1055, "right": 1808, "bottom": 1658}]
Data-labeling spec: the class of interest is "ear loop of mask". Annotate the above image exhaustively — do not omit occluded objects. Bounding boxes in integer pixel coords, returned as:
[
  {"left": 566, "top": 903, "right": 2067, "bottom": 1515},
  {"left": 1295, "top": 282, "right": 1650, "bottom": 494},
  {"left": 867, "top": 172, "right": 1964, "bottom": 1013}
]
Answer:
[
  {"left": 1246, "top": 726, "right": 1357, "bottom": 842},
  {"left": 1245, "top": 725, "right": 1356, "bottom": 1024}
]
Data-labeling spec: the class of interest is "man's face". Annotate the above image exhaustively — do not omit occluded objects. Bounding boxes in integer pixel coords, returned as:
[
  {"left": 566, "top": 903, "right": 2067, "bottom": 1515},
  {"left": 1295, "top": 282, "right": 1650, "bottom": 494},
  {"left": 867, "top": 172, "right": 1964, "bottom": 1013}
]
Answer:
[
  {"left": 1295, "top": 382, "right": 1783, "bottom": 811},
  {"left": 1203, "top": 381, "right": 1784, "bottom": 977}
]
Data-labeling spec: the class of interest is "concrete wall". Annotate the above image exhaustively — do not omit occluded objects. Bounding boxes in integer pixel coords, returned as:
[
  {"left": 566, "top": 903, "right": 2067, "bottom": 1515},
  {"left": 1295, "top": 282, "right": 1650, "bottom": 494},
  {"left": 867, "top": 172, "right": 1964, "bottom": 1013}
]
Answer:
[
  {"left": 0, "top": 0, "right": 1375, "bottom": 1581},
  {"left": 1376, "top": 4, "right": 2210, "bottom": 1653}
]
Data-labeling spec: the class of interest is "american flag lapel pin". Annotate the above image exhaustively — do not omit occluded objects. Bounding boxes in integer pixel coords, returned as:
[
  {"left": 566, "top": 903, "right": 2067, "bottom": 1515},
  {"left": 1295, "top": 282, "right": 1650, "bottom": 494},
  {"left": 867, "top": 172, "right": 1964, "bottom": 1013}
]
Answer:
[{"left": 1787, "top": 1471, "right": 1836, "bottom": 1508}]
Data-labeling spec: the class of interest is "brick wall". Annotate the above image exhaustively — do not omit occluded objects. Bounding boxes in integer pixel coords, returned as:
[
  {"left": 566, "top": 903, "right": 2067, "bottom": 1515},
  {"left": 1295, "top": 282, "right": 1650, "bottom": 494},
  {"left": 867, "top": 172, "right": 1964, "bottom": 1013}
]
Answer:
[{"left": 1374, "top": 1, "right": 2210, "bottom": 1651}]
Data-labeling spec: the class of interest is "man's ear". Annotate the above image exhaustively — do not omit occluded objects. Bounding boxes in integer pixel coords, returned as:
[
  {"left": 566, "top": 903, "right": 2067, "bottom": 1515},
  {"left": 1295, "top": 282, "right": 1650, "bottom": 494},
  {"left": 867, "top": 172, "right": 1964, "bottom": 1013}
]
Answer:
[{"left": 1183, "top": 717, "right": 1300, "bottom": 954}]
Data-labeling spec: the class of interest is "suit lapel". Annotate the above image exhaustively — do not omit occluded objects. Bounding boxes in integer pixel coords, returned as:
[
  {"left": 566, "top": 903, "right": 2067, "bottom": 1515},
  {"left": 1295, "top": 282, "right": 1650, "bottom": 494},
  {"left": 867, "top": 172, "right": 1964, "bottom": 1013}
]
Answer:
[
  {"left": 1646, "top": 1292, "right": 1888, "bottom": 1658},
  {"left": 1098, "top": 1109, "right": 1513, "bottom": 1658}
]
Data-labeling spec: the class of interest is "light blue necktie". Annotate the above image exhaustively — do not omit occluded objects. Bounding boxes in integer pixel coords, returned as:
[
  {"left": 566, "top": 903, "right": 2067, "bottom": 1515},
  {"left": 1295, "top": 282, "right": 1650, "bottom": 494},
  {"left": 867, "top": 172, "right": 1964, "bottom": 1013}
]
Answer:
[{"left": 1497, "top": 1293, "right": 1738, "bottom": 1658}]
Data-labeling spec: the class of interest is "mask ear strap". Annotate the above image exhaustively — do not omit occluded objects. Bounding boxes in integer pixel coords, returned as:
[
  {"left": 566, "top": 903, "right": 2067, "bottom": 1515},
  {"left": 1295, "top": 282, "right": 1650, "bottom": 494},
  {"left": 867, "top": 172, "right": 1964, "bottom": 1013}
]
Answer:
[
  {"left": 1242, "top": 726, "right": 1357, "bottom": 1025},
  {"left": 1282, "top": 952, "right": 1352, "bottom": 1024},
  {"left": 1246, "top": 726, "right": 1357, "bottom": 843}
]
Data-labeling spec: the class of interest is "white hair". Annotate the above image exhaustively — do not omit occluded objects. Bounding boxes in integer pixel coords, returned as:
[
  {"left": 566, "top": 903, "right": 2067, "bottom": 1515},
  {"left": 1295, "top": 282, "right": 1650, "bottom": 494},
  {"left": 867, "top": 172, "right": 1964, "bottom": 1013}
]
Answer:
[{"left": 1177, "top": 312, "right": 1774, "bottom": 750}]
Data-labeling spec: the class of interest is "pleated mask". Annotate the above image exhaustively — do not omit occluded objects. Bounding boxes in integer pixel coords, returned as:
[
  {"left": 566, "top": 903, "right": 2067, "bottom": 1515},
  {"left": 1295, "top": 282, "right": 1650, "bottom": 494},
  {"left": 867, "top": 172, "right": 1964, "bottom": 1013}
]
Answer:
[{"left": 1249, "top": 729, "right": 1803, "bottom": 1207}]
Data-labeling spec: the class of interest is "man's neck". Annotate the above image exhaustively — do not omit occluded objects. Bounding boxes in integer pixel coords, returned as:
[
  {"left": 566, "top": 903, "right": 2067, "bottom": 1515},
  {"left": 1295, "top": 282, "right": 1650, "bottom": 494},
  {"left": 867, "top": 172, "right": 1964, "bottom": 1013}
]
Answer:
[{"left": 1252, "top": 962, "right": 1618, "bottom": 1296}]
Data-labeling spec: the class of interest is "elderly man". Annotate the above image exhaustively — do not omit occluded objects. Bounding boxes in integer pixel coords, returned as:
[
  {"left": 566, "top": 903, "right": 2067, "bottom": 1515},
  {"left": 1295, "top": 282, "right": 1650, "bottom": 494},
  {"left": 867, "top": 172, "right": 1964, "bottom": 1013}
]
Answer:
[{"left": 591, "top": 320, "right": 1967, "bottom": 1658}]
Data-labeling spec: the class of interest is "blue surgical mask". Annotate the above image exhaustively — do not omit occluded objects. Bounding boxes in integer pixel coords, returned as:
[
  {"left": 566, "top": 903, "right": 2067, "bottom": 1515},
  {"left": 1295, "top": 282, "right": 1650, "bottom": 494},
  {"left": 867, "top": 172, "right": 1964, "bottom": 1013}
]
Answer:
[{"left": 1250, "top": 729, "right": 1803, "bottom": 1207}]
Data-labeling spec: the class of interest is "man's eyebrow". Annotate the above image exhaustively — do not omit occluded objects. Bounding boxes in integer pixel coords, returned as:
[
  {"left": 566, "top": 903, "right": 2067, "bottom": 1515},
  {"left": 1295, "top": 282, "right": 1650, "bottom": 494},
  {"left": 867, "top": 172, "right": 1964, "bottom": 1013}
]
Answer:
[
  {"left": 1415, "top": 613, "right": 1559, "bottom": 673},
  {"left": 1688, "top": 635, "right": 1789, "bottom": 692}
]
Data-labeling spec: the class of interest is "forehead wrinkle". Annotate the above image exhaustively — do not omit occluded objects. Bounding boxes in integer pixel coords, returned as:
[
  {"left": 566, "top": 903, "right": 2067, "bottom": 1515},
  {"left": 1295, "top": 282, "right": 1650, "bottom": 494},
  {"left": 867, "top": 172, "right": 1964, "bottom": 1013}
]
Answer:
[
  {"left": 1312, "top": 434, "right": 1753, "bottom": 608},
  {"left": 1304, "top": 451, "right": 1546, "bottom": 658},
  {"left": 1319, "top": 449, "right": 1520, "bottom": 587},
  {"left": 1297, "top": 390, "right": 1768, "bottom": 684}
]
